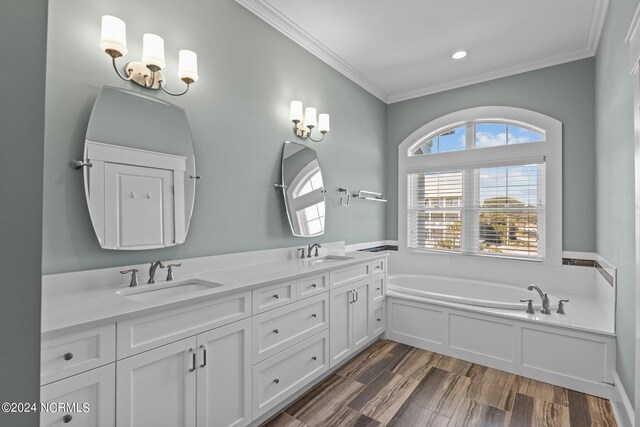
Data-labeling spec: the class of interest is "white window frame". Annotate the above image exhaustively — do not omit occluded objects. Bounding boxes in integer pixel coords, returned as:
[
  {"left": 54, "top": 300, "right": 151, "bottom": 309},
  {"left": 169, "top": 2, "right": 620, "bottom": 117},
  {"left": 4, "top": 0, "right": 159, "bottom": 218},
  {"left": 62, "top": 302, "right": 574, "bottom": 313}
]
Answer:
[{"left": 398, "top": 106, "right": 562, "bottom": 265}]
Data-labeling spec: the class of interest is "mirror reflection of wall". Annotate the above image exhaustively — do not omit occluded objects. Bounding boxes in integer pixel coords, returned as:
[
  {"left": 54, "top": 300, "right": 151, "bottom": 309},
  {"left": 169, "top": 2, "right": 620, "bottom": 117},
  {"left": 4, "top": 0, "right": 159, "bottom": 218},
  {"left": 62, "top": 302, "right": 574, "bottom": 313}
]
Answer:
[
  {"left": 83, "top": 86, "right": 197, "bottom": 250},
  {"left": 280, "top": 141, "right": 326, "bottom": 237}
]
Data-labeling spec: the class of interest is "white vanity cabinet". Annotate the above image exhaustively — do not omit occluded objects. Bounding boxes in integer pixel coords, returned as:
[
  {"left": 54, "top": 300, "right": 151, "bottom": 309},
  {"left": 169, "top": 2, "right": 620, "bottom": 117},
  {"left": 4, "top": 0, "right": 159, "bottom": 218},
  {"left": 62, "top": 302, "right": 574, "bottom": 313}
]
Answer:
[
  {"left": 116, "top": 319, "right": 252, "bottom": 427},
  {"left": 42, "top": 254, "right": 388, "bottom": 427},
  {"left": 40, "top": 364, "right": 115, "bottom": 427},
  {"left": 329, "top": 279, "right": 372, "bottom": 367},
  {"left": 116, "top": 337, "right": 197, "bottom": 427}
]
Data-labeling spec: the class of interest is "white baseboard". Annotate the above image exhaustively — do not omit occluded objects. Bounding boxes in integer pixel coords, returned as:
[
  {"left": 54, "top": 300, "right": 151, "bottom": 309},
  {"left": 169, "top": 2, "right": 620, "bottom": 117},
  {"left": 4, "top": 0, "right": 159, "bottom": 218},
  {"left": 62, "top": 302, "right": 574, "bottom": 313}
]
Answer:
[{"left": 611, "top": 371, "right": 635, "bottom": 427}]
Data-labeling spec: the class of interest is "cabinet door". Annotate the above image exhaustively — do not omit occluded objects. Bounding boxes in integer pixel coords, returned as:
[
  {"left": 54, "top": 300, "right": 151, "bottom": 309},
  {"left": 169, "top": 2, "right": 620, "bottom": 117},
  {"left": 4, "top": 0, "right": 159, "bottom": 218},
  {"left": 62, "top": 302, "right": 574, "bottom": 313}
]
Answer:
[
  {"left": 196, "top": 319, "right": 251, "bottom": 427},
  {"left": 116, "top": 337, "right": 196, "bottom": 427},
  {"left": 329, "top": 286, "right": 352, "bottom": 367},
  {"left": 40, "top": 364, "right": 115, "bottom": 427},
  {"left": 351, "top": 281, "right": 371, "bottom": 351}
]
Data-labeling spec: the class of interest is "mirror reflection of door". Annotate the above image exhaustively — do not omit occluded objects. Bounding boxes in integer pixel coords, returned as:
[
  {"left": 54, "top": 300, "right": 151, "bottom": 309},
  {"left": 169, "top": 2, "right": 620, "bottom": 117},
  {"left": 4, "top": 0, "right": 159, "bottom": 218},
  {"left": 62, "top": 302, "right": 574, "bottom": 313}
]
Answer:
[{"left": 281, "top": 142, "right": 326, "bottom": 237}]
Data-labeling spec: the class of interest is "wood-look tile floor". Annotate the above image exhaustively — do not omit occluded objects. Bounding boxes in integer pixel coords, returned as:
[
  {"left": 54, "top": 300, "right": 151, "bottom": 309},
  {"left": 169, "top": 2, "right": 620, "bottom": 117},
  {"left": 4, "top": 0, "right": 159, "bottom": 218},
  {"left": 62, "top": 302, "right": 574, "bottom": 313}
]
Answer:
[{"left": 261, "top": 340, "right": 616, "bottom": 427}]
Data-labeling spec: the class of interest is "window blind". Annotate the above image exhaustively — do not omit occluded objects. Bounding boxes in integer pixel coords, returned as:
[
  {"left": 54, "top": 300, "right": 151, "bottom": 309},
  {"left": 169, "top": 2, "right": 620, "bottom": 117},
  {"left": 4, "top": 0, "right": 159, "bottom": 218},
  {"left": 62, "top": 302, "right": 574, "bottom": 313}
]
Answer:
[{"left": 408, "top": 161, "right": 545, "bottom": 260}]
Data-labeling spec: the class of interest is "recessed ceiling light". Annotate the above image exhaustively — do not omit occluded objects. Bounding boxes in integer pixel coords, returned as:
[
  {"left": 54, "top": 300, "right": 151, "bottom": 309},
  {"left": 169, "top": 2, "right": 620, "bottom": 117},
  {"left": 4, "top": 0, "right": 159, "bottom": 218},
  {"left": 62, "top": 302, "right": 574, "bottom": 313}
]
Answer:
[{"left": 452, "top": 50, "right": 467, "bottom": 60}]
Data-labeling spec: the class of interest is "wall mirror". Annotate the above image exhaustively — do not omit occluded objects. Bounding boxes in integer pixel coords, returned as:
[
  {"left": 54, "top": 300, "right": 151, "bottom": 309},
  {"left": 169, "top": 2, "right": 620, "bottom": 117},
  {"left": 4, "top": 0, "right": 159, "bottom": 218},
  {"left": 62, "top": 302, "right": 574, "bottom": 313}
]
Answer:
[
  {"left": 279, "top": 141, "right": 326, "bottom": 237},
  {"left": 83, "top": 86, "right": 197, "bottom": 250}
]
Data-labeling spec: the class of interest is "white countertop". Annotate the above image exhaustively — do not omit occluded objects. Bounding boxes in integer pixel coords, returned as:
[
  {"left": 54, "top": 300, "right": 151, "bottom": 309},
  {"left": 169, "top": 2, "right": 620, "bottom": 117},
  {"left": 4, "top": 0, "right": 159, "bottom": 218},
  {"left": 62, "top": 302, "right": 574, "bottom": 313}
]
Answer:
[{"left": 41, "top": 251, "right": 387, "bottom": 336}]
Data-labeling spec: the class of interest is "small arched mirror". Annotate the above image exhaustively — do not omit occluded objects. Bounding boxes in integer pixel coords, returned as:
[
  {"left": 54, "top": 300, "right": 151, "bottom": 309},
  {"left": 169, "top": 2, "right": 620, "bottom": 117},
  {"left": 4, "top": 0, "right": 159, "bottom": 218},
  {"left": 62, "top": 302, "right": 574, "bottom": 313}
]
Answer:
[
  {"left": 279, "top": 141, "right": 326, "bottom": 237},
  {"left": 83, "top": 86, "right": 197, "bottom": 250}
]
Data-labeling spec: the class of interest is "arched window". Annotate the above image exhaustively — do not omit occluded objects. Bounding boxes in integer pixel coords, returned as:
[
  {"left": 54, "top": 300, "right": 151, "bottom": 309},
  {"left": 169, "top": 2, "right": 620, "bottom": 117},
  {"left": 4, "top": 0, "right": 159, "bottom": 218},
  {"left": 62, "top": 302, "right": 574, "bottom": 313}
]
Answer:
[{"left": 398, "top": 106, "right": 562, "bottom": 264}]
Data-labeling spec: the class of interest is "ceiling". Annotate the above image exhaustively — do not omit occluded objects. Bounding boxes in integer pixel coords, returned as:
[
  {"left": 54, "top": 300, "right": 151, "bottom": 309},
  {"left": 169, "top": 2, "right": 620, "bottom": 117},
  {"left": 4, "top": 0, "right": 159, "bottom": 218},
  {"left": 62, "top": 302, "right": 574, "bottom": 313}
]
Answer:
[{"left": 235, "top": 0, "right": 608, "bottom": 103}]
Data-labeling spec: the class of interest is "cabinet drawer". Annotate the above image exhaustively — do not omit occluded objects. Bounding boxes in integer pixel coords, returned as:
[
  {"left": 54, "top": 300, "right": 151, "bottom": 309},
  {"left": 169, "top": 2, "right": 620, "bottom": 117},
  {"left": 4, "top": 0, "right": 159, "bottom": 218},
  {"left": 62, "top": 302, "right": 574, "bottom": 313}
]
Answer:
[
  {"left": 117, "top": 291, "right": 250, "bottom": 359},
  {"left": 297, "top": 273, "right": 328, "bottom": 299},
  {"left": 253, "top": 293, "right": 329, "bottom": 363},
  {"left": 372, "top": 258, "right": 386, "bottom": 275},
  {"left": 253, "top": 281, "right": 297, "bottom": 314},
  {"left": 40, "top": 363, "right": 115, "bottom": 427},
  {"left": 253, "top": 330, "right": 329, "bottom": 418},
  {"left": 371, "top": 303, "right": 386, "bottom": 336},
  {"left": 330, "top": 263, "right": 370, "bottom": 289},
  {"left": 41, "top": 324, "right": 115, "bottom": 385},
  {"left": 371, "top": 276, "right": 386, "bottom": 306}
]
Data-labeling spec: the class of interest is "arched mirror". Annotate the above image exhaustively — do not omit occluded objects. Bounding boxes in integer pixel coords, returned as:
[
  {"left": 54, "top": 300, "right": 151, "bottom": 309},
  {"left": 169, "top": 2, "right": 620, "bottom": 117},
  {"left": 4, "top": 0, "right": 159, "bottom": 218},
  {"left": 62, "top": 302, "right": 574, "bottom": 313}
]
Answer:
[
  {"left": 83, "top": 86, "right": 197, "bottom": 250},
  {"left": 279, "top": 141, "right": 326, "bottom": 237}
]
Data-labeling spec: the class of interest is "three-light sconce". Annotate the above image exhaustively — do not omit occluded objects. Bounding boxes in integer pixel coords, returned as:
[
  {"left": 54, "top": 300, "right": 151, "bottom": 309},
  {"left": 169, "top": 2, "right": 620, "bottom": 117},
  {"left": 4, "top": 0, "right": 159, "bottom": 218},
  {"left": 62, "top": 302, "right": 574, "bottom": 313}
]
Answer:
[
  {"left": 100, "top": 15, "right": 198, "bottom": 96},
  {"left": 289, "top": 101, "right": 330, "bottom": 142}
]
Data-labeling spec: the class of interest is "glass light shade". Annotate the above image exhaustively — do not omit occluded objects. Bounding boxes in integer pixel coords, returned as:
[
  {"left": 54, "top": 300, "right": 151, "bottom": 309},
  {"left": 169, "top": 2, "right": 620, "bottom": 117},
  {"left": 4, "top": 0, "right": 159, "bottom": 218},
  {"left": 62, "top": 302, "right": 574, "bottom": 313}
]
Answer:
[
  {"left": 304, "top": 107, "right": 317, "bottom": 128},
  {"left": 290, "top": 101, "right": 303, "bottom": 122},
  {"left": 178, "top": 50, "right": 199, "bottom": 83},
  {"left": 100, "top": 15, "right": 128, "bottom": 56},
  {"left": 142, "top": 33, "right": 166, "bottom": 70},
  {"left": 318, "top": 114, "right": 330, "bottom": 133}
]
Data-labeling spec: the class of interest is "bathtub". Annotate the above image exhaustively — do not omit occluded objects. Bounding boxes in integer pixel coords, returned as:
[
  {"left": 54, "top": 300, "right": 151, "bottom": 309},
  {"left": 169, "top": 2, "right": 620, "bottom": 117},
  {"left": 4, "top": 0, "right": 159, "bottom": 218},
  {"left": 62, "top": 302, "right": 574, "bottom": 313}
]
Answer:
[
  {"left": 387, "top": 273, "right": 557, "bottom": 311},
  {"left": 384, "top": 272, "right": 615, "bottom": 399}
]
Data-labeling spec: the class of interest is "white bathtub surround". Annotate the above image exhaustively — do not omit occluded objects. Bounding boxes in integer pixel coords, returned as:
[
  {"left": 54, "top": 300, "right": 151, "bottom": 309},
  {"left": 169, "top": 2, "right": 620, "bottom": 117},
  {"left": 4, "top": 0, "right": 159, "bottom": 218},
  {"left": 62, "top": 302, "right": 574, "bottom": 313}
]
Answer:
[{"left": 386, "top": 251, "right": 617, "bottom": 399}]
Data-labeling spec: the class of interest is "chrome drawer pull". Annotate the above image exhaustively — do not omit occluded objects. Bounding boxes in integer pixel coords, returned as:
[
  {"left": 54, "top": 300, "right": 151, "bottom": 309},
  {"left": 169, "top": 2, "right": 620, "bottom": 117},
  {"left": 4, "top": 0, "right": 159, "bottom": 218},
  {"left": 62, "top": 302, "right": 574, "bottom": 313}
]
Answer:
[
  {"left": 62, "top": 414, "right": 73, "bottom": 423},
  {"left": 273, "top": 294, "right": 279, "bottom": 299},
  {"left": 273, "top": 329, "right": 279, "bottom": 334},
  {"left": 63, "top": 352, "right": 73, "bottom": 361},
  {"left": 200, "top": 345, "right": 207, "bottom": 368},
  {"left": 273, "top": 379, "right": 280, "bottom": 384},
  {"left": 189, "top": 348, "right": 196, "bottom": 372}
]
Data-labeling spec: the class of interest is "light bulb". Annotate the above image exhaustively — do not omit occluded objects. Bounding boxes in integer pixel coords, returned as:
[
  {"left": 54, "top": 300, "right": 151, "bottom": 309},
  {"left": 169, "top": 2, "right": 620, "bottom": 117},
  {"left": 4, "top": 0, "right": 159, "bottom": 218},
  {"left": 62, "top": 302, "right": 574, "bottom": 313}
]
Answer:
[
  {"left": 290, "top": 101, "right": 303, "bottom": 123},
  {"left": 178, "top": 50, "right": 198, "bottom": 83},
  {"left": 304, "top": 107, "right": 317, "bottom": 128},
  {"left": 318, "top": 114, "right": 330, "bottom": 133},
  {"left": 142, "top": 33, "right": 166, "bottom": 71}
]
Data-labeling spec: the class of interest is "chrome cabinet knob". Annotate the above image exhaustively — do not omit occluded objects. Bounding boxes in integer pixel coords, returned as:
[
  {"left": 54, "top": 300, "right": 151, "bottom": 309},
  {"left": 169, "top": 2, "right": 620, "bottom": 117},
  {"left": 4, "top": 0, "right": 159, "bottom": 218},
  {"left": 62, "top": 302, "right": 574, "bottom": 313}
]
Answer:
[
  {"left": 312, "top": 356, "right": 317, "bottom": 361},
  {"left": 273, "top": 329, "right": 279, "bottom": 334},
  {"left": 311, "top": 313, "right": 317, "bottom": 318},
  {"left": 63, "top": 352, "right": 73, "bottom": 361},
  {"left": 62, "top": 414, "right": 73, "bottom": 423},
  {"left": 273, "top": 294, "right": 279, "bottom": 299},
  {"left": 273, "top": 379, "right": 280, "bottom": 384},
  {"left": 311, "top": 284, "right": 317, "bottom": 288}
]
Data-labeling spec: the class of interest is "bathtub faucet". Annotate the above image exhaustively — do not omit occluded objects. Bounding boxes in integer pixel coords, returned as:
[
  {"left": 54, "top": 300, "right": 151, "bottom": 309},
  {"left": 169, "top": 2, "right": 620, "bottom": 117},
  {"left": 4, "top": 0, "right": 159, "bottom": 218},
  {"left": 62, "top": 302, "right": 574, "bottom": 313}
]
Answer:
[{"left": 527, "top": 285, "right": 551, "bottom": 314}]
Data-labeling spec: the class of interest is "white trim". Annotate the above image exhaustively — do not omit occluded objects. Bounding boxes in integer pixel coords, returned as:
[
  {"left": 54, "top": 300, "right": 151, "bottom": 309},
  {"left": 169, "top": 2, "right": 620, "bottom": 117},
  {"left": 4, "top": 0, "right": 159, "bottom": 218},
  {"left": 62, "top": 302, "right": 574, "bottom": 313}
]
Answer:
[
  {"left": 625, "top": 2, "right": 640, "bottom": 43},
  {"left": 562, "top": 251, "right": 598, "bottom": 260},
  {"left": 234, "top": 0, "right": 389, "bottom": 102},
  {"left": 612, "top": 371, "right": 635, "bottom": 427},
  {"left": 235, "top": 0, "right": 607, "bottom": 104},
  {"left": 387, "top": 48, "right": 595, "bottom": 104},
  {"left": 397, "top": 106, "right": 563, "bottom": 265}
]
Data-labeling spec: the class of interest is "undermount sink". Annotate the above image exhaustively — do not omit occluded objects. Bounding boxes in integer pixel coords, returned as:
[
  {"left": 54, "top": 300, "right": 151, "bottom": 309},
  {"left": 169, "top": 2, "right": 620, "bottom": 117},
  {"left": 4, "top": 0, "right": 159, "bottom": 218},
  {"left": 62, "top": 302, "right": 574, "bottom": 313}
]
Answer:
[
  {"left": 308, "top": 255, "right": 354, "bottom": 265},
  {"left": 117, "top": 278, "right": 223, "bottom": 303}
]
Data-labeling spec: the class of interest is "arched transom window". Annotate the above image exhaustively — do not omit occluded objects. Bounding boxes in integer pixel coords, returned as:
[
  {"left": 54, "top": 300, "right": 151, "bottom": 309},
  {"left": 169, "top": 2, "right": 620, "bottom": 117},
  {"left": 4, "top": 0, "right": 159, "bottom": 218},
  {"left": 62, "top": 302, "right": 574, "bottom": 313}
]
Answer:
[{"left": 398, "top": 106, "right": 562, "bottom": 264}]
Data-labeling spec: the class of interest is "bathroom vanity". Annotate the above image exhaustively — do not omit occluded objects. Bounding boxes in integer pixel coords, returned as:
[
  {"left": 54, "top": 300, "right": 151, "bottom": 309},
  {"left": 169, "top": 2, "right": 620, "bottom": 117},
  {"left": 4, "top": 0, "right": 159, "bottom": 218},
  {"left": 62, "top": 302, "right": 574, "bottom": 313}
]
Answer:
[{"left": 39, "top": 248, "right": 387, "bottom": 427}]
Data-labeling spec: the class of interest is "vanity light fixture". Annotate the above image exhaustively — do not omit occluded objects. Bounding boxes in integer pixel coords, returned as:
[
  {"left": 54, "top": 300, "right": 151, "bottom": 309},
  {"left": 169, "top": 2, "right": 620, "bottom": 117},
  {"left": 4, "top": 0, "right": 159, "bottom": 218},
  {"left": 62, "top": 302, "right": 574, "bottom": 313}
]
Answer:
[
  {"left": 289, "top": 101, "right": 330, "bottom": 142},
  {"left": 452, "top": 50, "right": 468, "bottom": 60},
  {"left": 99, "top": 15, "right": 199, "bottom": 96}
]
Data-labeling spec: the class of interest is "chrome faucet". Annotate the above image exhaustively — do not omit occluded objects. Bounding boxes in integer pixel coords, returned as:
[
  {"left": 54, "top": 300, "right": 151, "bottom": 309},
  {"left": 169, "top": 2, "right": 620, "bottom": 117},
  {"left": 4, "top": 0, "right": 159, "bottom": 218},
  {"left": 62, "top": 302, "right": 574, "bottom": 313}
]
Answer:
[
  {"left": 307, "top": 243, "right": 322, "bottom": 258},
  {"left": 148, "top": 261, "right": 165, "bottom": 284},
  {"left": 527, "top": 284, "right": 551, "bottom": 314}
]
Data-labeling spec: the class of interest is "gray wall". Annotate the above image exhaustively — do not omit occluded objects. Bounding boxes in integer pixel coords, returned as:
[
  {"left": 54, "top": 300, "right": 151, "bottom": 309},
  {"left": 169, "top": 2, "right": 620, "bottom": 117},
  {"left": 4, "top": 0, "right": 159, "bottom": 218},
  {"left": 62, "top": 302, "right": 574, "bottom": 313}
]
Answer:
[
  {"left": 385, "top": 59, "right": 597, "bottom": 253},
  {"left": 595, "top": 0, "right": 639, "bottom": 403},
  {"left": 0, "top": 0, "right": 47, "bottom": 425},
  {"left": 43, "top": 0, "right": 387, "bottom": 274}
]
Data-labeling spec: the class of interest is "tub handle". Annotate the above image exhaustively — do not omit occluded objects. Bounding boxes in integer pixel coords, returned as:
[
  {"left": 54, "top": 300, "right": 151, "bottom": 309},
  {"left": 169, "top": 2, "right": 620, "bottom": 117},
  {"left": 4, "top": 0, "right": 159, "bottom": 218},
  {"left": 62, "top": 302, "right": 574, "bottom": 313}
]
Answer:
[
  {"left": 557, "top": 299, "right": 569, "bottom": 315},
  {"left": 520, "top": 299, "right": 535, "bottom": 315}
]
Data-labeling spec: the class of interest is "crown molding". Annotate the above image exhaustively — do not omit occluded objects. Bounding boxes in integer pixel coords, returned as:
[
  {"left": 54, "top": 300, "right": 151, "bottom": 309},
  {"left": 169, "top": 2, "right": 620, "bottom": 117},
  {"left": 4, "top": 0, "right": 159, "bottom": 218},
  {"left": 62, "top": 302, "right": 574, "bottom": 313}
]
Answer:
[
  {"left": 236, "top": 0, "right": 608, "bottom": 105},
  {"left": 387, "top": 47, "right": 595, "bottom": 103},
  {"left": 234, "top": 0, "right": 389, "bottom": 102}
]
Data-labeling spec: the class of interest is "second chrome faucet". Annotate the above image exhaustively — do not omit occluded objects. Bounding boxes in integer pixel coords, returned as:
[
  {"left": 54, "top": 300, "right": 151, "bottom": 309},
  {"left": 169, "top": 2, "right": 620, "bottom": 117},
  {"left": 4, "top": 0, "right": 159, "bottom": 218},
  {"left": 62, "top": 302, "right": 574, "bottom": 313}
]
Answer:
[{"left": 527, "top": 284, "right": 551, "bottom": 314}]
